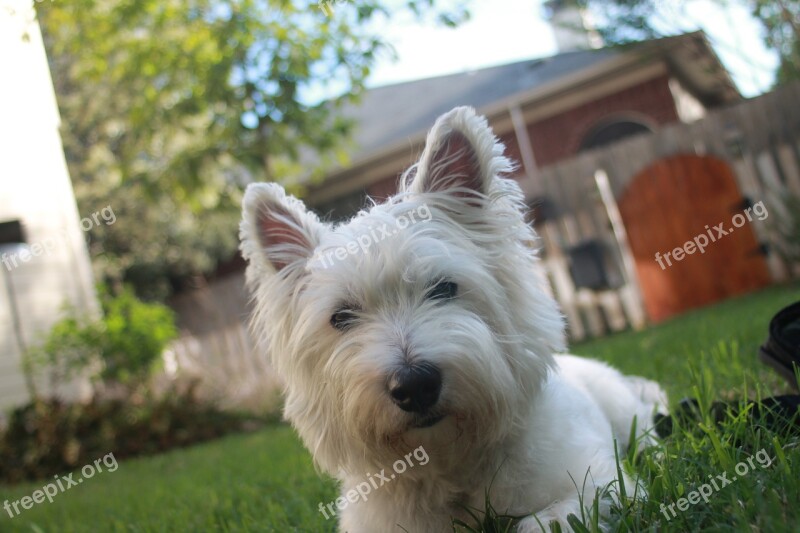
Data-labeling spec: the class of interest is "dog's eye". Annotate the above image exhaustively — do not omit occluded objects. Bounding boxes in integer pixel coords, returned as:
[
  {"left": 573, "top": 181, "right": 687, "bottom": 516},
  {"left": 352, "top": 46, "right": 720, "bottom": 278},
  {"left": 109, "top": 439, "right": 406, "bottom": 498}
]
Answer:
[
  {"left": 428, "top": 280, "right": 458, "bottom": 301},
  {"left": 331, "top": 307, "right": 359, "bottom": 331}
]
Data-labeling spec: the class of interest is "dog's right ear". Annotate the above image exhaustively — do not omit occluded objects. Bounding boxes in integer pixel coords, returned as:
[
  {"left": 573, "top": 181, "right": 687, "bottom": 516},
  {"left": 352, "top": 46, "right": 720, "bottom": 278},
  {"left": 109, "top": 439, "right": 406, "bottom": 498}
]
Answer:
[
  {"left": 240, "top": 183, "right": 325, "bottom": 275},
  {"left": 404, "top": 106, "right": 513, "bottom": 201}
]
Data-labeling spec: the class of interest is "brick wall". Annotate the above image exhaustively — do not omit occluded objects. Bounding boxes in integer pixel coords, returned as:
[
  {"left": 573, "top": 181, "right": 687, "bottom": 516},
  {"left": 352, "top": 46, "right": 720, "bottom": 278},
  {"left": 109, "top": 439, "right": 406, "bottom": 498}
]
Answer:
[
  {"left": 366, "top": 172, "right": 404, "bottom": 201},
  {"left": 528, "top": 74, "right": 679, "bottom": 167},
  {"left": 326, "top": 74, "right": 679, "bottom": 208}
]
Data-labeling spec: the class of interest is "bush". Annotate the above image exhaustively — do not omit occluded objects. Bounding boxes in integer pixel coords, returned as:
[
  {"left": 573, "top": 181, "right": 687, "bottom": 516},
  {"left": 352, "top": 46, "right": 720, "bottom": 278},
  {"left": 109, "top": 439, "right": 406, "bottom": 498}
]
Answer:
[
  {"left": 96, "top": 287, "right": 177, "bottom": 386},
  {"left": 3, "top": 288, "right": 274, "bottom": 485},
  {"left": 27, "top": 286, "right": 178, "bottom": 395},
  {"left": 0, "top": 385, "right": 270, "bottom": 484}
]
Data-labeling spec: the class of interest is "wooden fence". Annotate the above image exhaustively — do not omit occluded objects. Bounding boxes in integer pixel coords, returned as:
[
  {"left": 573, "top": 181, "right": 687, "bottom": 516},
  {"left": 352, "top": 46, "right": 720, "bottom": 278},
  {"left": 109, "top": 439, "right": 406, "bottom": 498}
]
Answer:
[
  {"left": 516, "top": 81, "right": 800, "bottom": 340},
  {"left": 168, "top": 275, "right": 281, "bottom": 412}
]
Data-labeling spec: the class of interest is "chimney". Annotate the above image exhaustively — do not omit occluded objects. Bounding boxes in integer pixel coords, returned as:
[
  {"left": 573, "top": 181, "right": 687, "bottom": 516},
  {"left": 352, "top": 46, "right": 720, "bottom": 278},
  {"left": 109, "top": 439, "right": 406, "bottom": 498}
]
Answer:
[{"left": 544, "top": 0, "right": 603, "bottom": 53}]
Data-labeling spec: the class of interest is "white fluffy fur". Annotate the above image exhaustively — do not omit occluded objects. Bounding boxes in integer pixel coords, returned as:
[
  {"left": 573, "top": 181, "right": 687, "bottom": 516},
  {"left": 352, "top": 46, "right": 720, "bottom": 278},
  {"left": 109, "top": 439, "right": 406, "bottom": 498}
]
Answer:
[{"left": 240, "top": 107, "right": 667, "bottom": 532}]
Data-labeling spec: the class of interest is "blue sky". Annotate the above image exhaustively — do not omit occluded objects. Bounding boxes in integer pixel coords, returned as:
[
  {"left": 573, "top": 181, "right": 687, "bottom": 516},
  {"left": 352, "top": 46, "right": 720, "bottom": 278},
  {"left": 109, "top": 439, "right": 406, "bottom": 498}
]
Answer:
[{"left": 361, "top": 0, "right": 778, "bottom": 98}]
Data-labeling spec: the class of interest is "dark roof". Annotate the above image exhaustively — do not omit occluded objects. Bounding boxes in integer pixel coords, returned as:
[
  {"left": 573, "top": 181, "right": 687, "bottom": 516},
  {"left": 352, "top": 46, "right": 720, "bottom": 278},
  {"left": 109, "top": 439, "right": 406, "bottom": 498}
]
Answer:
[
  {"left": 306, "top": 32, "right": 739, "bottom": 192},
  {"left": 340, "top": 47, "right": 620, "bottom": 162}
]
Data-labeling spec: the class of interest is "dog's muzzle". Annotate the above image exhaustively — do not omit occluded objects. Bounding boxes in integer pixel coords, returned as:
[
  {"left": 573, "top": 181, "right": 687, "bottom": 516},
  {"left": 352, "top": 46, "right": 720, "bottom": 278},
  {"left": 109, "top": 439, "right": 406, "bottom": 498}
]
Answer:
[{"left": 387, "top": 362, "right": 442, "bottom": 414}]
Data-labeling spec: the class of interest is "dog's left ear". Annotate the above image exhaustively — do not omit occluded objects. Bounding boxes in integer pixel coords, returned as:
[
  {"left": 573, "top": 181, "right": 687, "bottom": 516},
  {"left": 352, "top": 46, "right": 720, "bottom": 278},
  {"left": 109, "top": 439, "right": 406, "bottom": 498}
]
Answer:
[
  {"left": 405, "top": 106, "right": 512, "bottom": 200},
  {"left": 240, "top": 183, "right": 326, "bottom": 275}
]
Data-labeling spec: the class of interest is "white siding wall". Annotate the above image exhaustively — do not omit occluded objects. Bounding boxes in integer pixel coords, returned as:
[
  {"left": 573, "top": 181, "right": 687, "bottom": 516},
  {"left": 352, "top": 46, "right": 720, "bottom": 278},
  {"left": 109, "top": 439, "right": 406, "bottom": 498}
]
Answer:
[{"left": 0, "top": 0, "right": 98, "bottom": 410}]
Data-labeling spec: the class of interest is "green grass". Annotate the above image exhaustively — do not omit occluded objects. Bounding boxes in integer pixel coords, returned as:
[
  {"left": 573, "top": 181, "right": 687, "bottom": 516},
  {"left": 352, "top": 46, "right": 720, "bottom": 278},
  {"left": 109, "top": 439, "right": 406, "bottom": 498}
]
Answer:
[
  {"left": 1, "top": 283, "right": 799, "bottom": 532},
  {"left": 0, "top": 426, "right": 338, "bottom": 532},
  {"left": 572, "top": 282, "right": 800, "bottom": 400}
]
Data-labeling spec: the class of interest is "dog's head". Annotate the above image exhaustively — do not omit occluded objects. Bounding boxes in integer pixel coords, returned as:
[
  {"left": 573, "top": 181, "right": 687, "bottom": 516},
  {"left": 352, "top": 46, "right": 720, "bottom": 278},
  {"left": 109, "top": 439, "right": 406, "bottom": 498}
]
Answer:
[{"left": 241, "top": 107, "right": 564, "bottom": 475}]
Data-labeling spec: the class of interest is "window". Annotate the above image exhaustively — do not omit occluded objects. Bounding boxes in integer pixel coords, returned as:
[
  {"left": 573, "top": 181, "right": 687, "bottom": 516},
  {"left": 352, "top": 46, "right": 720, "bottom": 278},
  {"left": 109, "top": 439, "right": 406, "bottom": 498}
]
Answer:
[{"left": 579, "top": 119, "right": 652, "bottom": 152}]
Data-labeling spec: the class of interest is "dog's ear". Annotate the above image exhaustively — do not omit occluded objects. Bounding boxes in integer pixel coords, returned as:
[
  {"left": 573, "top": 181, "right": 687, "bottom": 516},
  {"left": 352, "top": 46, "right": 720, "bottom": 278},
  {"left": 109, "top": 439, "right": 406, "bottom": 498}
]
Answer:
[
  {"left": 405, "top": 106, "right": 512, "bottom": 200},
  {"left": 240, "top": 183, "right": 325, "bottom": 274}
]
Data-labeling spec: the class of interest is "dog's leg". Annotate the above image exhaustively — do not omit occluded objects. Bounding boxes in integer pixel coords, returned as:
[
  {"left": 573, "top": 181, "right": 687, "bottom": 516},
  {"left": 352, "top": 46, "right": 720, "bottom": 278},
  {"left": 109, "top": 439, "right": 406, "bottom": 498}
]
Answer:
[{"left": 554, "top": 354, "right": 667, "bottom": 449}]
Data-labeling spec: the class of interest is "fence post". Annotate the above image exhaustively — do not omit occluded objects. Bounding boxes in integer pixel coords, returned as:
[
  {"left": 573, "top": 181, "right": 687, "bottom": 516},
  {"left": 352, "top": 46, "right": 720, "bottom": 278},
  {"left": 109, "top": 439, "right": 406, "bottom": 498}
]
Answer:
[{"left": 594, "top": 169, "right": 646, "bottom": 329}]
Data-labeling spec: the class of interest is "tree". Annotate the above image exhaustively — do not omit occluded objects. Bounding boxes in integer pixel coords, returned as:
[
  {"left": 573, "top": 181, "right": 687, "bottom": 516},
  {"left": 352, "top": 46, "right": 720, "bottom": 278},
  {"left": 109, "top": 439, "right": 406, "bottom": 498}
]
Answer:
[
  {"left": 36, "top": 0, "right": 468, "bottom": 300},
  {"left": 561, "top": 0, "right": 799, "bottom": 86},
  {"left": 752, "top": 0, "right": 800, "bottom": 83}
]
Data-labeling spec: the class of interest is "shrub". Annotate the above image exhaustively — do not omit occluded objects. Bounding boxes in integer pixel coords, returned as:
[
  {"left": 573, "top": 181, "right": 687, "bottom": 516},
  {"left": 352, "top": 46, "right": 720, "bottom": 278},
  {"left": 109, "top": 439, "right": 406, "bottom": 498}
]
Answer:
[
  {"left": 97, "top": 287, "right": 177, "bottom": 386},
  {"left": 27, "top": 286, "right": 178, "bottom": 395},
  {"left": 0, "top": 385, "right": 269, "bottom": 484}
]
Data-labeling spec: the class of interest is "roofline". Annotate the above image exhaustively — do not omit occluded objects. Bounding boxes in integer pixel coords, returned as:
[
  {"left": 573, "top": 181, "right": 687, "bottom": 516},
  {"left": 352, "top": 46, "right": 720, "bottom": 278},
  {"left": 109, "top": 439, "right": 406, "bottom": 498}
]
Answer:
[
  {"left": 306, "top": 53, "right": 646, "bottom": 203},
  {"left": 664, "top": 31, "right": 740, "bottom": 106},
  {"left": 306, "top": 32, "right": 738, "bottom": 206}
]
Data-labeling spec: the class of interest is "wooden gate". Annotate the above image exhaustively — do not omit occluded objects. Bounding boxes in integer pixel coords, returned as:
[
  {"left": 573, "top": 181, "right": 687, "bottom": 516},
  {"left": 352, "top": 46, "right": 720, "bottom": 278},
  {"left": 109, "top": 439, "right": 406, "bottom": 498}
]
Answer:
[{"left": 619, "top": 155, "right": 771, "bottom": 322}]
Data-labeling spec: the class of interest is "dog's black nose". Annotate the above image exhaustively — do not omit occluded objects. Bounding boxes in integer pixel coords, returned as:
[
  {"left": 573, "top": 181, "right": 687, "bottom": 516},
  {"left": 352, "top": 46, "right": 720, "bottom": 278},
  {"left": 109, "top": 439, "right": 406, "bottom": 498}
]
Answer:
[{"left": 388, "top": 362, "right": 442, "bottom": 413}]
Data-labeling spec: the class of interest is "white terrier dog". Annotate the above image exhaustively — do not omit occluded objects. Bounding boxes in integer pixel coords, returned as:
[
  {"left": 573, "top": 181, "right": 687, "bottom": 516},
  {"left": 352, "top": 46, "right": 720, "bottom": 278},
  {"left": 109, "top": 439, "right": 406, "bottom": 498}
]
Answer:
[{"left": 240, "top": 107, "right": 667, "bottom": 532}]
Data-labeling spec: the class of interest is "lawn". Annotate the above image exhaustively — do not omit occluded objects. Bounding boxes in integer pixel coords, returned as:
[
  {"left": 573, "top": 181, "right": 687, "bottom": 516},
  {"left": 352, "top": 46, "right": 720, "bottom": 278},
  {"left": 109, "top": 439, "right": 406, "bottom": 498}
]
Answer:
[
  {"left": 1, "top": 283, "right": 799, "bottom": 532},
  {"left": 0, "top": 425, "right": 337, "bottom": 533}
]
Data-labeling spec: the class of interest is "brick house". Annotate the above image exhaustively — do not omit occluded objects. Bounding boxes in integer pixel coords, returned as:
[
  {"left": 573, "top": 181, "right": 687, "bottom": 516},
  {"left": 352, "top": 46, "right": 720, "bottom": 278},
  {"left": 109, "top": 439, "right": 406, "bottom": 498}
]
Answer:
[{"left": 304, "top": 31, "right": 738, "bottom": 220}]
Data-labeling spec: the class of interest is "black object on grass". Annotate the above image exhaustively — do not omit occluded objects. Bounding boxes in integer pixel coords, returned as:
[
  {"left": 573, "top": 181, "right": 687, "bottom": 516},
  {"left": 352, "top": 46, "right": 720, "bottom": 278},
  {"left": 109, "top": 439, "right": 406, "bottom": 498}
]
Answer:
[
  {"left": 654, "top": 301, "right": 800, "bottom": 438},
  {"left": 654, "top": 396, "right": 800, "bottom": 438},
  {"left": 759, "top": 300, "right": 800, "bottom": 389}
]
